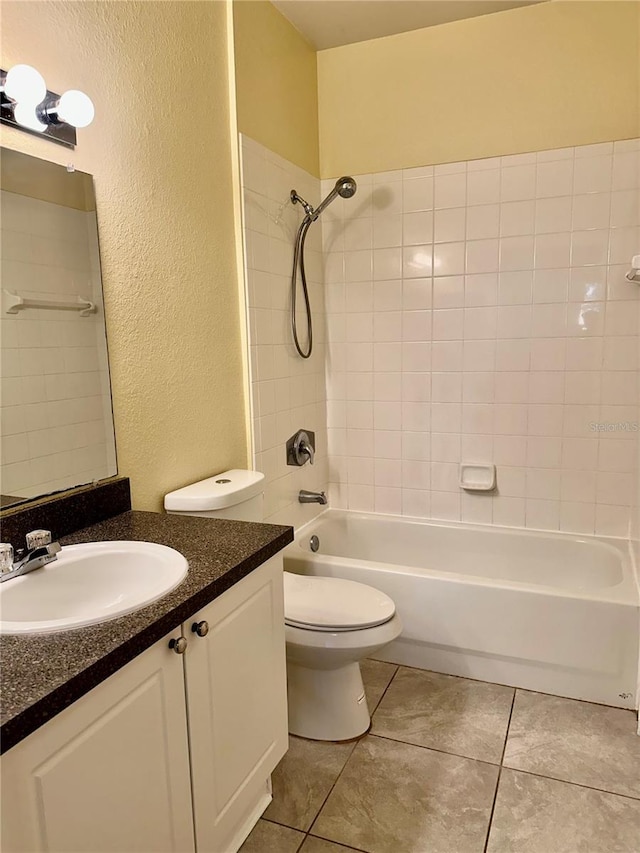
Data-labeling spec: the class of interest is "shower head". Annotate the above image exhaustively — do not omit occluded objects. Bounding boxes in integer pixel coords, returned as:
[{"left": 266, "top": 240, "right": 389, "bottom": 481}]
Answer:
[
  {"left": 310, "top": 175, "right": 357, "bottom": 221},
  {"left": 336, "top": 176, "right": 357, "bottom": 199}
]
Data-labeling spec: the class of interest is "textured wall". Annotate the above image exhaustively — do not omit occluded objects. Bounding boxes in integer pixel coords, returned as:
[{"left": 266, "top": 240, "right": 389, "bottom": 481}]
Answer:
[
  {"left": 233, "top": 0, "right": 320, "bottom": 177},
  {"left": 1, "top": 1, "right": 248, "bottom": 511},
  {"left": 318, "top": 1, "right": 640, "bottom": 177}
]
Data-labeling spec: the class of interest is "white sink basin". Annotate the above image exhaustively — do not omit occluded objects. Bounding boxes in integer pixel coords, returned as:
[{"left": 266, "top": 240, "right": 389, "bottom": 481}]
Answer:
[{"left": 0, "top": 541, "right": 188, "bottom": 634}]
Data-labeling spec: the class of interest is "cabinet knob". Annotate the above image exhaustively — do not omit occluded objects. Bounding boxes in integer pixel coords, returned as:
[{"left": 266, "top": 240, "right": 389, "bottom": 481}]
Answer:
[
  {"left": 169, "top": 636, "right": 188, "bottom": 654},
  {"left": 191, "top": 620, "right": 209, "bottom": 638}
]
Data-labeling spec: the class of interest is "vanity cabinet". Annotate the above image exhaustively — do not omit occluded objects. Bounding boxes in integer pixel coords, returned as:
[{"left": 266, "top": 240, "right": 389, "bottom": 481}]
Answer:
[
  {"left": 183, "top": 554, "right": 288, "bottom": 851},
  {"left": 1, "top": 626, "right": 195, "bottom": 853},
  {"left": 1, "top": 555, "right": 288, "bottom": 853}
]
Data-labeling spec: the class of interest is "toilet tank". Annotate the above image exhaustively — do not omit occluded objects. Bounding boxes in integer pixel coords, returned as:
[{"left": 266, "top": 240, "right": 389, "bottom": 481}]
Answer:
[{"left": 164, "top": 469, "right": 265, "bottom": 522}]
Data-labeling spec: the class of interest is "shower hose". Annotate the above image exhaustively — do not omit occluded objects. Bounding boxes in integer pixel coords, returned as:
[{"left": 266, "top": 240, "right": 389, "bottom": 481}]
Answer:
[{"left": 291, "top": 215, "right": 314, "bottom": 359}]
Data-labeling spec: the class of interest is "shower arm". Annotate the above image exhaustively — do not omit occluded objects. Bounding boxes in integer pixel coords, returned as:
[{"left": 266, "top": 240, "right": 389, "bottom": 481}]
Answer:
[{"left": 290, "top": 190, "right": 314, "bottom": 218}]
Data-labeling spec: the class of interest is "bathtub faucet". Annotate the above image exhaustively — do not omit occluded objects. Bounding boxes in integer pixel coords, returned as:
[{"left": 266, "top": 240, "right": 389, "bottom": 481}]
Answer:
[{"left": 299, "top": 489, "right": 327, "bottom": 505}]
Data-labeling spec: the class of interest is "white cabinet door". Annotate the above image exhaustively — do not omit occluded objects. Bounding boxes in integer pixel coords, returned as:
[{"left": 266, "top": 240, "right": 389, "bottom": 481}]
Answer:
[
  {"left": 184, "top": 555, "right": 288, "bottom": 853},
  {"left": 1, "top": 630, "right": 195, "bottom": 853}
]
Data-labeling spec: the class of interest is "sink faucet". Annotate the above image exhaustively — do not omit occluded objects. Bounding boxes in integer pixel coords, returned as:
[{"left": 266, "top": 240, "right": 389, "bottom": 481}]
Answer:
[
  {"left": 0, "top": 530, "right": 61, "bottom": 583},
  {"left": 298, "top": 490, "right": 327, "bottom": 505}
]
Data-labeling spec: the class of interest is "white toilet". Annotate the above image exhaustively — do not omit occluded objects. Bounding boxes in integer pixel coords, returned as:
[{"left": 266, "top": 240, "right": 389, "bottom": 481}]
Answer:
[{"left": 165, "top": 470, "right": 402, "bottom": 742}]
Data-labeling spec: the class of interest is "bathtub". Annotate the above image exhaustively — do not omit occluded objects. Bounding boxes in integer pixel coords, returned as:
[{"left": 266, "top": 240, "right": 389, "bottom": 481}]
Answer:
[{"left": 284, "top": 510, "right": 639, "bottom": 709}]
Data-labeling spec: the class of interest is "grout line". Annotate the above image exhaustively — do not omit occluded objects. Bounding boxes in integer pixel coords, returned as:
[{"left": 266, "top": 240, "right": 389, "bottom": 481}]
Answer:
[
  {"left": 482, "top": 766, "right": 502, "bottom": 853},
  {"left": 277, "top": 664, "right": 400, "bottom": 851},
  {"left": 482, "top": 688, "right": 516, "bottom": 853},
  {"left": 307, "top": 831, "right": 371, "bottom": 852},
  {"left": 261, "top": 815, "right": 306, "bottom": 831},
  {"left": 370, "top": 732, "right": 502, "bottom": 768},
  {"left": 500, "top": 689, "right": 517, "bottom": 765},
  {"left": 379, "top": 662, "right": 632, "bottom": 713},
  {"left": 500, "top": 766, "right": 640, "bottom": 804},
  {"left": 368, "top": 662, "right": 400, "bottom": 714},
  {"left": 306, "top": 736, "right": 361, "bottom": 839}
]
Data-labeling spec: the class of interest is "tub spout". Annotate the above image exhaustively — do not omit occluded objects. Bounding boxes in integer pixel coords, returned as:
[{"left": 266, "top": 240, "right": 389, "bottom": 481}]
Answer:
[{"left": 299, "top": 489, "right": 327, "bottom": 505}]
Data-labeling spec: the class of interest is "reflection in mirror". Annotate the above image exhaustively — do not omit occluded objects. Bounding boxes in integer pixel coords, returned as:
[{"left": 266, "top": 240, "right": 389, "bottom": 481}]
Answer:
[{"left": 1, "top": 148, "right": 117, "bottom": 509}]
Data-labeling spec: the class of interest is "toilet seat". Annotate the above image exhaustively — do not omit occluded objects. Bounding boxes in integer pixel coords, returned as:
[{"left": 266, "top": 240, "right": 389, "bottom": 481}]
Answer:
[{"left": 283, "top": 572, "right": 396, "bottom": 632}]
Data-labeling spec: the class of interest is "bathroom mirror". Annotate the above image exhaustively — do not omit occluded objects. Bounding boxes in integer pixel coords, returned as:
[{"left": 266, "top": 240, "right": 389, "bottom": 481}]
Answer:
[{"left": 0, "top": 148, "right": 117, "bottom": 509}]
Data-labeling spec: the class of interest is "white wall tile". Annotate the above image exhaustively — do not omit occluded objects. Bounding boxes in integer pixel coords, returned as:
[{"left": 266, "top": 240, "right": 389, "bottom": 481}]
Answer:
[
  {"left": 434, "top": 242, "right": 465, "bottom": 276},
  {"left": 533, "top": 268, "right": 569, "bottom": 303},
  {"left": 500, "top": 236, "right": 535, "bottom": 271},
  {"left": 535, "top": 233, "right": 571, "bottom": 269},
  {"left": 403, "top": 211, "right": 433, "bottom": 246},
  {"left": 500, "top": 201, "right": 535, "bottom": 237},
  {"left": 434, "top": 173, "right": 467, "bottom": 209},
  {"left": 536, "top": 160, "right": 574, "bottom": 198},
  {"left": 573, "top": 155, "right": 612, "bottom": 194},
  {"left": 466, "top": 204, "right": 500, "bottom": 240},
  {"left": 467, "top": 170, "right": 500, "bottom": 206},
  {"left": 312, "top": 138, "right": 640, "bottom": 536},
  {"left": 466, "top": 239, "right": 500, "bottom": 274},
  {"left": 434, "top": 208, "right": 466, "bottom": 243},
  {"left": 500, "top": 165, "right": 536, "bottom": 202},
  {"left": 403, "top": 177, "right": 432, "bottom": 212}
]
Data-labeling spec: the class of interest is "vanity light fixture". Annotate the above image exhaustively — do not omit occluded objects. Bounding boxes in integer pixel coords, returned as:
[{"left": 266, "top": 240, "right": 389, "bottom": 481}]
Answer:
[{"left": 0, "top": 64, "right": 94, "bottom": 148}]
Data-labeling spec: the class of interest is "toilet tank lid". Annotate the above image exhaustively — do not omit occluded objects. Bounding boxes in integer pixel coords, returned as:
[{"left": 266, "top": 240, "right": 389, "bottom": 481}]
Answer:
[{"left": 164, "top": 469, "right": 265, "bottom": 512}]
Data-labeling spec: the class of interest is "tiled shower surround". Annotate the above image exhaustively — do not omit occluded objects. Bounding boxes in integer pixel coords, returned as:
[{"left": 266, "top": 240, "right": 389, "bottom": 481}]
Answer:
[
  {"left": 322, "top": 140, "right": 639, "bottom": 537},
  {"left": 241, "top": 136, "right": 639, "bottom": 537},
  {"left": 241, "top": 135, "right": 329, "bottom": 526}
]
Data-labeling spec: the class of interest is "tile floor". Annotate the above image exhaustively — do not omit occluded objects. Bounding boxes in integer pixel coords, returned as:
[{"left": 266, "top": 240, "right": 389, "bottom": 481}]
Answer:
[{"left": 241, "top": 660, "right": 640, "bottom": 853}]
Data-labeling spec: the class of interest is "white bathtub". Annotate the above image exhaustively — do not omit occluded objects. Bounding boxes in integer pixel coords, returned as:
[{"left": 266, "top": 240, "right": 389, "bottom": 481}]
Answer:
[{"left": 284, "top": 510, "right": 640, "bottom": 709}]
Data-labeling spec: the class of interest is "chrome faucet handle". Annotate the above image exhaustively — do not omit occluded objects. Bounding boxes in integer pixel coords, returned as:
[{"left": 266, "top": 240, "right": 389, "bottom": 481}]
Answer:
[
  {"left": 0, "top": 543, "right": 14, "bottom": 574},
  {"left": 287, "top": 429, "right": 316, "bottom": 467},
  {"left": 25, "top": 529, "right": 53, "bottom": 550},
  {"left": 300, "top": 438, "right": 315, "bottom": 465}
]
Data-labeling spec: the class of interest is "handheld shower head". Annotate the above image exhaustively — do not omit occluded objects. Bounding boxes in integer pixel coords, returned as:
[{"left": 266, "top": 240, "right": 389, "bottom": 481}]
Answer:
[
  {"left": 310, "top": 175, "right": 357, "bottom": 221},
  {"left": 336, "top": 176, "right": 357, "bottom": 199},
  {"left": 289, "top": 173, "right": 357, "bottom": 358}
]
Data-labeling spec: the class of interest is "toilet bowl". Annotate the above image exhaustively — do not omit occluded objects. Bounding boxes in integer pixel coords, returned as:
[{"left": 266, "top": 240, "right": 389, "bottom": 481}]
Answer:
[
  {"left": 165, "top": 470, "right": 402, "bottom": 742},
  {"left": 284, "top": 572, "right": 402, "bottom": 741}
]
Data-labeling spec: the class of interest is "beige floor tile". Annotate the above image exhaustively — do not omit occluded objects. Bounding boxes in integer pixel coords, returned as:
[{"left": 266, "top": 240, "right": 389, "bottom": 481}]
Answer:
[
  {"left": 312, "top": 734, "right": 498, "bottom": 853},
  {"left": 503, "top": 690, "right": 640, "bottom": 799},
  {"left": 361, "top": 659, "right": 398, "bottom": 712},
  {"left": 486, "top": 768, "right": 640, "bottom": 853},
  {"left": 371, "top": 667, "right": 514, "bottom": 763},
  {"left": 301, "top": 837, "right": 363, "bottom": 852},
  {"left": 264, "top": 735, "right": 357, "bottom": 831},
  {"left": 239, "top": 819, "right": 304, "bottom": 853}
]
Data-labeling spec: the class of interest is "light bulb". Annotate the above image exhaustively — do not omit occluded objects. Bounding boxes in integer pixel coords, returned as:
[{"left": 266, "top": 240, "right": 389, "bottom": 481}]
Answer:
[
  {"left": 56, "top": 90, "right": 94, "bottom": 128},
  {"left": 4, "top": 64, "right": 46, "bottom": 104},
  {"left": 13, "top": 102, "right": 46, "bottom": 133}
]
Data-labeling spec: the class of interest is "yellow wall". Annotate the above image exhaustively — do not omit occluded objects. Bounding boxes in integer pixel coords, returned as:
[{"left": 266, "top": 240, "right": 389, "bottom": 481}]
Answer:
[
  {"left": 318, "top": 1, "right": 640, "bottom": 177},
  {"left": 233, "top": 0, "right": 320, "bottom": 176},
  {"left": 1, "top": 0, "right": 248, "bottom": 511}
]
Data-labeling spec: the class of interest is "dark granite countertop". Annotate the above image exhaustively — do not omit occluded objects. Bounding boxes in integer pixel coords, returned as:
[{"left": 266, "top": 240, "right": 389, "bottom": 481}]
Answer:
[{"left": 0, "top": 510, "right": 293, "bottom": 754}]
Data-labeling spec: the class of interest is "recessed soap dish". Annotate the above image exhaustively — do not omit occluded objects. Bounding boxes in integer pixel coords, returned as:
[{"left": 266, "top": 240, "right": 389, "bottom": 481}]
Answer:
[{"left": 459, "top": 463, "right": 496, "bottom": 492}]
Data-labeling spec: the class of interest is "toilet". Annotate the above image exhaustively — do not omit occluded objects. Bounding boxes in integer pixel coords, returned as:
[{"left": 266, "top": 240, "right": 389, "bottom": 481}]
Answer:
[{"left": 165, "top": 470, "right": 402, "bottom": 741}]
